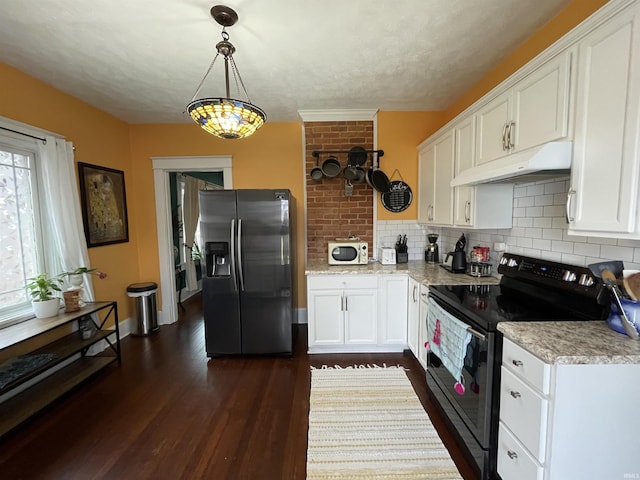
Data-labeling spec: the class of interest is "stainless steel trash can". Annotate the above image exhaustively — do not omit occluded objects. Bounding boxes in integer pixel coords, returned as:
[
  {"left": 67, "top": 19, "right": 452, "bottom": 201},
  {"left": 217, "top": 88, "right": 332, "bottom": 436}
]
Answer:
[{"left": 127, "top": 282, "right": 159, "bottom": 336}]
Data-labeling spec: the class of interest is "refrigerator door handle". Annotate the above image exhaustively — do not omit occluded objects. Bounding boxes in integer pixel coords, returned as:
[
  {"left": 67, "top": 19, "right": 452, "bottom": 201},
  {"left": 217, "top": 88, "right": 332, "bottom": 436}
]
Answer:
[
  {"left": 237, "top": 218, "right": 245, "bottom": 291},
  {"left": 230, "top": 219, "right": 238, "bottom": 291}
]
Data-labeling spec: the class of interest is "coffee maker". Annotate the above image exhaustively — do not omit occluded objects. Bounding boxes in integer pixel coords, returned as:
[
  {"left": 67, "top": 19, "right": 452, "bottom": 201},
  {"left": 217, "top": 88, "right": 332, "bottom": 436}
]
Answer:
[{"left": 425, "top": 234, "right": 439, "bottom": 263}]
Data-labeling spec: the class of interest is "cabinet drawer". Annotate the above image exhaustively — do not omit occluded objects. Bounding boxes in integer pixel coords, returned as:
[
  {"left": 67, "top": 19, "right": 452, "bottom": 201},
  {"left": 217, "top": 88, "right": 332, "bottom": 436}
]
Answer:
[
  {"left": 498, "top": 422, "right": 544, "bottom": 480},
  {"left": 502, "top": 338, "right": 550, "bottom": 394},
  {"left": 500, "top": 367, "right": 548, "bottom": 461},
  {"left": 307, "top": 275, "right": 378, "bottom": 290}
]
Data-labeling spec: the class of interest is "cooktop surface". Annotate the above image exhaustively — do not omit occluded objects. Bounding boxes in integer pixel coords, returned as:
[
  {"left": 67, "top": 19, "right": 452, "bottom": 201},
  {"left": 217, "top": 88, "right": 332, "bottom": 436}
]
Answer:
[{"left": 429, "top": 283, "right": 601, "bottom": 331}]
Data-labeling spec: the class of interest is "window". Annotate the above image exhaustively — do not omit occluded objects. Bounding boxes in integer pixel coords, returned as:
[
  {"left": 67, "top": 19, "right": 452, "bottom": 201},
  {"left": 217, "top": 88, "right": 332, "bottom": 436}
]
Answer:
[{"left": 0, "top": 139, "right": 45, "bottom": 325}]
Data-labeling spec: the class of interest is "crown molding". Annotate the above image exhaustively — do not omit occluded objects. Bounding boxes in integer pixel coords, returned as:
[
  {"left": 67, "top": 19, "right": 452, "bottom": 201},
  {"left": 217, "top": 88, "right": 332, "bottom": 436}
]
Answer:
[{"left": 297, "top": 109, "right": 378, "bottom": 122}]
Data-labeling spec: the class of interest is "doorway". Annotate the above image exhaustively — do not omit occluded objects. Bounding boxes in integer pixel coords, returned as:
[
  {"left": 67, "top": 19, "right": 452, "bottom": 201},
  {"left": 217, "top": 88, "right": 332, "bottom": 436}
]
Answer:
[{"left": 152, "top": 156, "right": 233, "bottom": 325}]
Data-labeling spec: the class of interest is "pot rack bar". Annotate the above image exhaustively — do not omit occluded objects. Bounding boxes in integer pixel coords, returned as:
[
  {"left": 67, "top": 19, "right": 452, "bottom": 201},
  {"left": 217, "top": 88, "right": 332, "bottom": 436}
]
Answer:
[{"left": 312, "top": 149, "right": 384, "bottom": 158}]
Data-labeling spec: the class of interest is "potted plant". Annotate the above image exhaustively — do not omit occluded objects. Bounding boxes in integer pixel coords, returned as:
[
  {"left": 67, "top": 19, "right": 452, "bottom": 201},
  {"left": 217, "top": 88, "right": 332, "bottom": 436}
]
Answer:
[
  {"left": 26, "top": 273, "right": 62, "bottom": 318},
  {"left": 59, "top": 267, "right": 107, "bottom": 310}
]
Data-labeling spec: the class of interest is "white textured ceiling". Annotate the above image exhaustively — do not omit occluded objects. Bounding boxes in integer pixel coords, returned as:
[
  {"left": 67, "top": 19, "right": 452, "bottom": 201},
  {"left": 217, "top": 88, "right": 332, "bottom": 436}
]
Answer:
[{"left": 0, "top": 0, "right": 573, "bottom": 123}]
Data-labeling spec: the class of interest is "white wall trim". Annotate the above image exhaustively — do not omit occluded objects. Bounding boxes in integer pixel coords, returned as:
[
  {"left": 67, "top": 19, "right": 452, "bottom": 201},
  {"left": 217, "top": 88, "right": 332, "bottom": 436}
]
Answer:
[
  {"left": 296, "top": 308, "right": 307, "bottom": 325},
  {"left": 298, "top": 109, "right": 379, "bottom": 122},
  {"left": 151, "top": 155, "right": 232, "bottom": 325}
]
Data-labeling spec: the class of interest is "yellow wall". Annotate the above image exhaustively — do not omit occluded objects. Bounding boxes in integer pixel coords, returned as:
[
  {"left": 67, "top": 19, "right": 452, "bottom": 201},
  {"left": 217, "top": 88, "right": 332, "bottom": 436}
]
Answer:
[
  {"left": 0, "top": 63, "right": 137, "bottom": 322},
  {"left": 128, "top": 123, "right": 306, "bottom": 308},
  {"left": 377, "top": 111, "right": 445, "bottom": 220}
]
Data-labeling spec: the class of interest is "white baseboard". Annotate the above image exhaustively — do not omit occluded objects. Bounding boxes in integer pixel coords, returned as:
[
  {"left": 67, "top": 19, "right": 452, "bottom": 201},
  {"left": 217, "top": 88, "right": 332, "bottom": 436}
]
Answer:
[{"left": 295, "top": 308, "right": 307, "bottom": 324}]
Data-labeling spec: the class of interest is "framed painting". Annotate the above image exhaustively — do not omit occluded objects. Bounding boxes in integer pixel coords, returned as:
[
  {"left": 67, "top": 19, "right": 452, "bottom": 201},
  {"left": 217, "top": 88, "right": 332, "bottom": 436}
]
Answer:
[{"left": 77, "top": 162, "right": 129, "bottom": 247}]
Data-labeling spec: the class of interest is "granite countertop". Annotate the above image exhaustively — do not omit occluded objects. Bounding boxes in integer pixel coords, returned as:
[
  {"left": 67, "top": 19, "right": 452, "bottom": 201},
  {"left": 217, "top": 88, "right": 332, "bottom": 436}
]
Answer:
[
  {"left": 498, "top": 321, "right": 640, "bottom": 365},
  {"left": 305, "top": 259, "right": 500, "bottom": 286}
]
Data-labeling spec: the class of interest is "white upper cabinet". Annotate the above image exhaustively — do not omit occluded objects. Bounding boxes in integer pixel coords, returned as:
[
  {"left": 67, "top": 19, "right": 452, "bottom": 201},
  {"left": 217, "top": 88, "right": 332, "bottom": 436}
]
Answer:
[
  {"left": 453, "top": 115, "right": 514, "bottom": 228},
  {"left": 476, "top": 50, "right": 573, "bottom": 166},
  {"left": 418, "top": 129, "right": 455, "bottom": 226},
  {"left": 568, "top": 1, "right": 640, "bottom": 237}
]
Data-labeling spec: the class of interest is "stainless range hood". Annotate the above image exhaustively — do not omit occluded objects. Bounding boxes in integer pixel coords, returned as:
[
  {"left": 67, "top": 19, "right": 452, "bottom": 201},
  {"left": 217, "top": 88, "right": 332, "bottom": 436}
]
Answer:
[{"left": 450, "top": 141, "right": 572, "bottom": 187}]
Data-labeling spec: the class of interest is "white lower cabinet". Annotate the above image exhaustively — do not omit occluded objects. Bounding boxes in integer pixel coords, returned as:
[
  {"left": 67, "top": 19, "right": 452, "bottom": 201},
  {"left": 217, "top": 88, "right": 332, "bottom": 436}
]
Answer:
[
  {"left": 407, "top": 277, "right": 420, "bottom": 358},
  {"left": 307, "top": 274, "right": 408, "bottom": 353},
  {"left": 498, "top": 336, "right": 640, "bottom": 480},
  {"left": 417, "top": 284, "right": 429, "bottom": 369}
]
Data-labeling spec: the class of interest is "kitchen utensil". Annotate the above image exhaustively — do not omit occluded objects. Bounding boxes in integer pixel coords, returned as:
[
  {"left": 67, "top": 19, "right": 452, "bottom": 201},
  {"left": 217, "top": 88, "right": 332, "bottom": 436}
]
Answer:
[
  {"left": 354, "top": 166, "right": 366, "bottom": 183},
  {"left": 321, "top": 156, "right": 341, "bottom": 178},
  {"left": 602, "top": 270, "right": 639, "bottom": 339},
  {"left": 624, "top": 272, "right": 640, "bottom": 301},
  {"left": 310, "top": 158, "right": 323, "bottom": 180},
  {"left": 347, "top": 146, "right": 367, "bottom": 166},
  {"left": 607, "top": 296, "right": 640, "bottom": 337},
  {"left": 587, "top": 260, "right": 624, "bottom": 280},
  {"left": 371, "top": 169, "right": 391, "bottom": 193},
  {"left": 343, "top": 165, "right": 358, "bottom": 181}
]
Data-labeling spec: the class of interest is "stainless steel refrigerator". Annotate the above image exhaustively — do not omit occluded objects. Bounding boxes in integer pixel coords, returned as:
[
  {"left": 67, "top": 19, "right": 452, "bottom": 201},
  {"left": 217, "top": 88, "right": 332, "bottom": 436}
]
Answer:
[{"left": 199, "top": 189, "right": 295, "bottom": 356}]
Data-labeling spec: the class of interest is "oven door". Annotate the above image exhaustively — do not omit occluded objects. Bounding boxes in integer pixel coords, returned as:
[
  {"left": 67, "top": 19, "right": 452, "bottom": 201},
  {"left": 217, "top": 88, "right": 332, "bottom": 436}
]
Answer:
[{"left": 426, "top": 295, "right": 499, "bottom": 450}]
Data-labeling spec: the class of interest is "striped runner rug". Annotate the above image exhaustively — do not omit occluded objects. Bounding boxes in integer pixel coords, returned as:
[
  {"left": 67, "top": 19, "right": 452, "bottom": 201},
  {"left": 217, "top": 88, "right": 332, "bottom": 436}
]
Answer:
[{"left": 307, "top": 367, "right": 463, "bottom": 480}]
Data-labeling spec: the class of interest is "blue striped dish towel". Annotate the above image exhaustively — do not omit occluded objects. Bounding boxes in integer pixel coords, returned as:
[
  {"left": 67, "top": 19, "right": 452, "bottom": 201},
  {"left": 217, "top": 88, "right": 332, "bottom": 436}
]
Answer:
[{"left": 426, "top": 298, "right": 472, "bottom": 383}]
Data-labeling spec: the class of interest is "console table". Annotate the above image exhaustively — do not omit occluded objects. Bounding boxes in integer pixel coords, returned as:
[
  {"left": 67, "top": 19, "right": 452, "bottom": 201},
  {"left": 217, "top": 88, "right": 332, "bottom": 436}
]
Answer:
[{"left": 0, "top": 301, "right": 120, "bottom": 438}]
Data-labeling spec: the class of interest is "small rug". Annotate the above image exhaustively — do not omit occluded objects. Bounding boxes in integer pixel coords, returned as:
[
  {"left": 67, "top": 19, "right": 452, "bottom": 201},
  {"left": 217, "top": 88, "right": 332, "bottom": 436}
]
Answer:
[
  {"left": 0, "top": 353, "right": 58, "bottom": 390},
  {"left": 307, "top": 367, "right": 463, "bottom": 480}
]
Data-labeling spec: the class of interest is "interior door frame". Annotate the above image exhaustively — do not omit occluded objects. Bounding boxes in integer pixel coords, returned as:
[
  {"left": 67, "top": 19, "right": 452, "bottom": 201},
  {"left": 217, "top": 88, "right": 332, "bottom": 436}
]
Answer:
[{"left": 152, "top": 156, "right": 233, "bottom": 325}]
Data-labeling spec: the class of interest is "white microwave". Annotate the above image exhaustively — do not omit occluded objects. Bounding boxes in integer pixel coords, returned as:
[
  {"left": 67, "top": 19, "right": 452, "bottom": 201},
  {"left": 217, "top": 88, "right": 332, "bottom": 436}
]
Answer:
[{"left": 328, "top": 240, "right": 368, "bottom": 265}]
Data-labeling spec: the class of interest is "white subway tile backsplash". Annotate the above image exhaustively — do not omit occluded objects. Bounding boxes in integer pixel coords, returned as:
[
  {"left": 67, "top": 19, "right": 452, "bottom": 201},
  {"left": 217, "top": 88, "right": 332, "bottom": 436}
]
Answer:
[
  {"left": 573, "top": 242, "right": 601, "bottom": 258},
  {"left": 600, "top": 245, "right": 634, "bottom": 262},
  {"left": 533, "top": 217, "right": 552, "bottom": 228},
  {"left": 543, "top": 205, "right": 565, "bottom": 217},
  {"left": 526, "top": 184, "right": 545, "bottom": 196},
  {"left": 377, "top": 178, "right": 638, "bottom": 269},
  {"left": 525, "top": 227, "right": 543, "bottom": 239},
  {"left": 551, "top": 240, "right": 574, "bottom": 254},
  {"left": 535, "top": 194, "right": 555, "bottom": 206},
  {"left": 526, "top": 206, "right": 544, "bottom": 217}
]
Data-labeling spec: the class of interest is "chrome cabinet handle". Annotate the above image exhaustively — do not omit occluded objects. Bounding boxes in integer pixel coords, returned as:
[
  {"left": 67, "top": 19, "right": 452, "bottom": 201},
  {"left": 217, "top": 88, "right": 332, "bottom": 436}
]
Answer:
[
  {"left": 413, "top": 285, "right": 418, "bottom": 303},
  {"left": 510, "top": 391, "right": 521, "bottom": 399},
  {"left": 507, "top": 121, "right": 515, "bottom": 149},
  {"left": 502, "top": 123, "right": 509, "bottom": 151},
  {"left": 512, "top": 360, "right": 523, "bottom": 367},
  {"left": 566, "top": 189, "right": 576, "bottom": 223},
  {"left": 507, "top": 450, "right": 518, "bottom": 460},
  {"left": 465, "top": 201, "right": 471, "bottom": 223},
  {"left": 345, "top": 296, "right": 348, "bottom": 311}
]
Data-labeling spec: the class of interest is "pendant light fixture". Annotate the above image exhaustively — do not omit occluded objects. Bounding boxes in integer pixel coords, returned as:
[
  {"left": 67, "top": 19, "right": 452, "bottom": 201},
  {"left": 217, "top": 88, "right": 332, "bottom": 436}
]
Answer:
[{"left": 186, "top": 5, "right": 266, "bottom": 140}]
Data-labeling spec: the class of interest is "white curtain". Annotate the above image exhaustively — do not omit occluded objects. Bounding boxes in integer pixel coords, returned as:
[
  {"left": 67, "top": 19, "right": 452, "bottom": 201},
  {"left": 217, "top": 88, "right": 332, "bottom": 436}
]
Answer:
[
  {"left": 37, "top": 136, "right": 94, "bottom": 300},
  {"left": 183, "top": 175, "right": 204, "bottom": 291}
]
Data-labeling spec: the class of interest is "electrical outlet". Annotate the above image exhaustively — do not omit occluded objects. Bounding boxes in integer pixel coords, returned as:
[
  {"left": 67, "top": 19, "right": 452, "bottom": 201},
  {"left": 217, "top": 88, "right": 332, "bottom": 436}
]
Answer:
[{"left": 493, "top": 242, "right": 506, "bottom": 252}]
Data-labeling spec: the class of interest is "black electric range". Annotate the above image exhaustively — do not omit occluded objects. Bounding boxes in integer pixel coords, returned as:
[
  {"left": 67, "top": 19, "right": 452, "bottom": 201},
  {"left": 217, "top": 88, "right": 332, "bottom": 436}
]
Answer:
[{"left": 425, "top": 253, "right": 610, "bottom": 480}]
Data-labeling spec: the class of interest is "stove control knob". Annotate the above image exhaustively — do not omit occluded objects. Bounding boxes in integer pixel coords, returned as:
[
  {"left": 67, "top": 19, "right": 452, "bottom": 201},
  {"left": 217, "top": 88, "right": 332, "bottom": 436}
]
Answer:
[
  {"left": 507, "top": 258, "right": 518, "bottom": 267},
  {"left": 499, "top": 256, "right": 508, "bottom": 265},
  {"left": 578, "top": 274, "right": 594, "bottom": 287},
  {"left": 562, "top": 270, "right": 577, "bottom": 282}
]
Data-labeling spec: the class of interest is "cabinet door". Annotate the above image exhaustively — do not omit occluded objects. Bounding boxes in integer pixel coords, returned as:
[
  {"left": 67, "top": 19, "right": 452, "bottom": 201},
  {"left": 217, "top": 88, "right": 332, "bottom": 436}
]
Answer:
[
  {"left": 307, "top": 289, "right": 344, "bottom": 346},
  {"left": 512, "top": 50, "right": 572, "bottom": 152},
  {"left": 432, "top": 130, "right": 455, "bottom": 225},
  {"left": 344, "top": 289, "right": 378, "bottom": 344},
  {"left": 476, "top": 91, "right": 512, "bottom": 165},
  {"left": 418, "top": 143, "right": 435, "bottom": 223},
  {"left": 454, "top": 116, "right": 476, "bottom": 226},
  {"left": 417, "top": 286, "right": 429, "bottom": 369},
  {"left": 378, "top": 275, "right": 408, "bottom": 345},
  {"left": 569, "top": 5, "right": 640, "bottom": 235},
  {"left": 407, "top": 278, "right": 420, "bottom": 356}
]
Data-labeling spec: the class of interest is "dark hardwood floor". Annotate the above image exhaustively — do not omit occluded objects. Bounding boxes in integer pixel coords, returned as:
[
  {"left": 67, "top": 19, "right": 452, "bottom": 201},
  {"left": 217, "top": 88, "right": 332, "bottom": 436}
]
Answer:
[{"left": 0, "top": 294, "right": 478, "bottom": 480}]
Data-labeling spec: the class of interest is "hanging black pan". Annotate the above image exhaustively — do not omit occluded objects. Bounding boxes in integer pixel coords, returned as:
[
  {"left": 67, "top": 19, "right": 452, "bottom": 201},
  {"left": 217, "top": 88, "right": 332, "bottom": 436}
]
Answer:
[
  {"left": 365, "top": 151, "right": 390, "bottom": 192},
  {"left": 348, "top": 146, "right": 367, "bottom": 166}
]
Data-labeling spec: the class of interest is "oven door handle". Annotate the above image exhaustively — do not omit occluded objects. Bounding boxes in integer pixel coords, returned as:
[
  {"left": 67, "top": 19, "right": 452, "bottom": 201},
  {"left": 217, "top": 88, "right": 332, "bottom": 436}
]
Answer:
[{"left": 467, "top": 327, "right": 486, "bottom": 341}]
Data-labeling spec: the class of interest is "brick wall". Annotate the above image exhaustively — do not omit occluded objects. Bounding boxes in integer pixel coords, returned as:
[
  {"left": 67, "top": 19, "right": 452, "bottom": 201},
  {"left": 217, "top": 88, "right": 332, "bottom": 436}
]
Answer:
[{"left": 305, "top": 121, "right": 374, "bottom": 260}]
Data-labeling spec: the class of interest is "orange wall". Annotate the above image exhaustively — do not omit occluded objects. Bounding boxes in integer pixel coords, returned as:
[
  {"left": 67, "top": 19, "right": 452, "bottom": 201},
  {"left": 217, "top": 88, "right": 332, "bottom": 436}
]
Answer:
[
  {"left": 443, "top": 0, "right": 609, "bottom": 123},
  {"left": 128, "top": 123, "right": 306, "bottom": 308},
  {"left": 0, "top": 62, "right": 137, "bottom": 322},
  {"left": 377, "top": 111, "right": 445, "bottom": 220}
]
